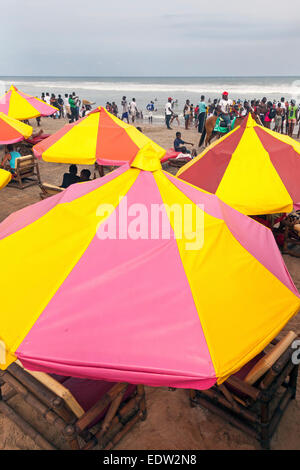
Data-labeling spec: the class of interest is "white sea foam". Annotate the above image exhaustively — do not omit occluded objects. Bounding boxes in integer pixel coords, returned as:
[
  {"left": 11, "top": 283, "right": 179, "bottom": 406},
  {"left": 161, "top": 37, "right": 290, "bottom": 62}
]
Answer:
[{"left": 5, "top": 79, "right": 300, "bottom": 96}]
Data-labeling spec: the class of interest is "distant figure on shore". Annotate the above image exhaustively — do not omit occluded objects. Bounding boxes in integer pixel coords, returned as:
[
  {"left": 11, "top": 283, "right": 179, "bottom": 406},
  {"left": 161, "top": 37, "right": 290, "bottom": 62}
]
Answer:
[
  {"left": 111, "top": 102, "right": 118, "bottom": 116},
  {"left": 263, "top": 101, "right": 275, "bottom": 129},
  {"left": 146, "top": 101, "right": 155, "bottom": 123},
  {"left": 68, "top": 94, "right": 77, "bottom": 123},
  {"left": 72, "top": 92, "right": 80, "bottom": 121},
  {"left": 170, "top": 112, "right": 180, "bottom": 127},
  {"left": 50, "top": 94, "right": 59, "bottom": 118},
  {"left": 274, "top": 103, "right": 284, "bottom": 133},
  {"left": 60, "top": 164, "right": 80, "bottom": 188},
  {"left": 165, "top": 97, "right": 174, "bottom": 130},
  {"left": 130, "top": 98, "right": 137, "bottom": 123},
  {"left": 183, "top": 99, "right": 191, "bottom": 129},
  {"left": 121, "top": 96, "right": 129, "bottom": 123},
  {"left": 288, "top": 99, "right": 298, "bottom": 137},
  {"left": 280, "top": 97, "right": 286, "bottom": 134},
  {"left": 197, "top": 95, "right": 207, "bottom": 134},
  {"left": 57, "top": 94, "right": 64, "bottom": 118},
  {"left": 258, "top": 97, "right": 267, "bottom": 126},
  {"left": 64, "top": 93, "right": 70, "bottom": 119}
]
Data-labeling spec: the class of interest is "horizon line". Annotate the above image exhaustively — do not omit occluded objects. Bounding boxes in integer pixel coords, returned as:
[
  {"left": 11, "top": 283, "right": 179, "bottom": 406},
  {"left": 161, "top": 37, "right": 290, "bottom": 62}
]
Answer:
[{"left": 0, "top": 74, "right": 300, "bottom": 79}]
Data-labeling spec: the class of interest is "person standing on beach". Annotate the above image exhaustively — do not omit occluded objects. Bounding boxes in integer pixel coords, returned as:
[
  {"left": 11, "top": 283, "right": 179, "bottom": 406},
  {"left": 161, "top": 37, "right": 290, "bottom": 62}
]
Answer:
[
  {"left": 197, "top": 95, "right": 207, "bottom": 134},
  {"left": 68, "top": 94, "right": 77, "bottom": 123},
  {"left": 130, "top": 98, "right": 137, "bottom": 123},
  {"left": 288, "top": 99, "right": 298, "bottom": 137},
  {"left": 274, "top": 103, "right": 283, "bottom": 133},
  {"left": 64, "top": 93, "right": 70, "bottom": 119},
  {"left": 263, "top": 101, "right": 275, "bottom": 129},
  {"left": 146, "top": 101, "right": 155, "bottom": 123},
  {"left": 183, "top": 100, "right": 191, "bottom": 130},
  {"left": 258, "top": 97, "right": 267, "bottom": 126},
  {"left": 165, "top": 97, "right": 174, "bottom": 130},
  {"left": 121, "top": 96, "right": 129, "bottom": 123},
  {"left": 57, "top": 94, "right": 64, "bottom": 118},
  {"left": 111, "top": 102, "right": 118, "bottom": 116},
  {"left": 279, "top": 98, "right": 286, "bottom": 133},
  {"left": 72, "top": 92, "right": 80, "bottom": 120},
  {"left": 50, "top": 94, "right": 58, "bottom": 119}
]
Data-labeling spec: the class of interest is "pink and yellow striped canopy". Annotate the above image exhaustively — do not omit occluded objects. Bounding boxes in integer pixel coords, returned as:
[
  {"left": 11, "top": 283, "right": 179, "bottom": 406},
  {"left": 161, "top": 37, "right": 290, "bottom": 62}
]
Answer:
[
  {"left": 0, "top": 86, "right": 57, "bottom": 120},
  {"left": 0, "top": 149, "right": 299, "bottom": 389},
  {"left": 33, "top": 106, "right": 165, "bottom": 165},
  {"left": 0, "top": 112, "right": 32, "bottom": 144},
  {"left": 178, "top": 114, "right": 300, "bottom": 215},
  {"left": 0, "top": 169, "right": 11, "bottom": 189}
]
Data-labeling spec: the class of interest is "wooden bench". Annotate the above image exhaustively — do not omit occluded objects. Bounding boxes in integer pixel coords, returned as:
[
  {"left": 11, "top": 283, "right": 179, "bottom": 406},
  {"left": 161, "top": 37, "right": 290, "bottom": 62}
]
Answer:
[{"left": 9, "top": 155, "right": 41, "bottom": 190}]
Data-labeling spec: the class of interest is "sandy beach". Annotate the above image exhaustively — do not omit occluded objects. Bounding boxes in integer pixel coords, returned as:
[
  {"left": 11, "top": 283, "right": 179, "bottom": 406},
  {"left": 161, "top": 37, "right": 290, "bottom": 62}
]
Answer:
[{"left": 0, "top": 116, "right": 300, "bottom": 450}]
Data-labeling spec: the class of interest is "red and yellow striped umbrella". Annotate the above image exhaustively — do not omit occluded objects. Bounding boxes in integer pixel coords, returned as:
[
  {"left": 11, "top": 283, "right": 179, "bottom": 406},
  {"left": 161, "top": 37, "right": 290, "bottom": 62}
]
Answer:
[
  {"left": 0, "top": 112, "right": 32, "bottom": 144},
  {"left": 0, "top": 169, "right": 11, "bottom": 190},
  {"left": 33, "top": 106, "right": 165, "bottom": 165},
  {"left": 0, "top": 85, "right": 57, "bottom": 120},
  {"left": 178, "top": 114, "right": 300, "bottom": 215}
]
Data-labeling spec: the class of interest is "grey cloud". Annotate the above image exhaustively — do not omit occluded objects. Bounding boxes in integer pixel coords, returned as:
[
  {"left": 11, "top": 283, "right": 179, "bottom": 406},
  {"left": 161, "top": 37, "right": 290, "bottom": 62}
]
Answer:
[{"left": 0, "top": 0, "right": 299, "bottom": 76}]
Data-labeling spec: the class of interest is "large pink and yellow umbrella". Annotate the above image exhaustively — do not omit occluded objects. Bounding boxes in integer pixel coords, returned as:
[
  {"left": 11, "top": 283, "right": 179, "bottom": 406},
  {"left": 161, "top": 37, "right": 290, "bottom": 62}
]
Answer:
[
  {"left": 178, "top": 114, "right": 300, "bottom": 215},
  {"left": 33, "top": 106, "right": 165, "bottom": 166},
  {"left": 0, "top": 85, "right": 57, "bottom": 120},
  {"left": 0, "top": 112, "right": 32, "bottom": 144},
  {"left": 0, "top": 169, "right": 11, "bottom": 189},
  {"left": 0, "top": 146, "right": 299, "bottom": 389}
]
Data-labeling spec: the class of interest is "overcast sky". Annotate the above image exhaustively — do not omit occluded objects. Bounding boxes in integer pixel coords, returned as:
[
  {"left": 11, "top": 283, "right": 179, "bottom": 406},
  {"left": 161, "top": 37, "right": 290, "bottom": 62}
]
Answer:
[{"left": 1, "top": 0, "right": 300, "bottom": 76}]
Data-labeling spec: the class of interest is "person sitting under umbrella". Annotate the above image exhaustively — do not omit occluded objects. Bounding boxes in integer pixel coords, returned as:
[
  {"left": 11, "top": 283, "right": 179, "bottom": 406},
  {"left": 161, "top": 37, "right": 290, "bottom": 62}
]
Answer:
[
  {"left": 80, "top": 169, "right": 91, "bottom": 182},
  {"left": 60, "top": 164, "right": 80, "bottom": 188},
  {"left": 1, "top": 144, "right": 21, "bottom": 174}
]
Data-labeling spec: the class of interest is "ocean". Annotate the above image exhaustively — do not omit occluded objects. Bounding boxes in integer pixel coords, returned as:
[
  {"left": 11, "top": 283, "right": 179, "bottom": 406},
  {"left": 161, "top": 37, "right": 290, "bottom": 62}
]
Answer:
[{"left": 1, "top": 76, "right": 300, "bottom": 122}]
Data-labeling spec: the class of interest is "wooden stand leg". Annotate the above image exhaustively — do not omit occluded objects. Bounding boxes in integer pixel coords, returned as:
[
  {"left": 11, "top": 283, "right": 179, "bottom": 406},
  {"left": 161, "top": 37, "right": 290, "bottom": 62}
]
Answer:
[
  {"left": 189, "top": 390, "right": 197, "bottom": 408},
  {"left": 289, "top": 365, "right": 298, "bottom": 399},
  {"left": 63, "top": 424, "right": 80, "bottom": 450},
  {"left": 260, "top": 400, "right": 270, "bottom": 450},
  {"left": 137, "top": 385, "right": 147, "bottom": 420}
]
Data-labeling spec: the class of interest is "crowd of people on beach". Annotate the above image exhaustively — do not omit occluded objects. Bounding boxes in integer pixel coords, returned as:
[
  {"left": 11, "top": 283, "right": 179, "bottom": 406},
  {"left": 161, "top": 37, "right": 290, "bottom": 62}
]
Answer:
[
  {"left": 39, "top": 92, "right": 93, "bottom": 123},
  {"left": 164, "top": 93, "right": 300, "bottom": 138},
  {"left": 38, "top": 89, "right": 300, "bottom": 141}
]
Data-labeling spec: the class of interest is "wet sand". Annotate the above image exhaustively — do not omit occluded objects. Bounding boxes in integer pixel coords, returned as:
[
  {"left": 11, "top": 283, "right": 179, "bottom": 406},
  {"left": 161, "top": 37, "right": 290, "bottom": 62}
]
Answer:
[{"left": 1, "top": 116, "right": 300, "bottom": 450}]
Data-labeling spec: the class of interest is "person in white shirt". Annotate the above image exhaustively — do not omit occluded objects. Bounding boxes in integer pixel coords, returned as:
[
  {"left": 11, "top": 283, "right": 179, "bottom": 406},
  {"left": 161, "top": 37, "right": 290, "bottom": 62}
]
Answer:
[
  {"left": 129, "top": 98, "right": 137, "bottom": 123},
  {"left": 217, "top": 91, "right": 233, "bottom": 132},
  {"left": 165, "top": 97, "right": 174, "bottom": 129},
  {"left": 44, "top": 93, "right": 50, "bottom": 105},
  {"left": 121, "top": 96, "right": 129, "bottom": 123}
]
